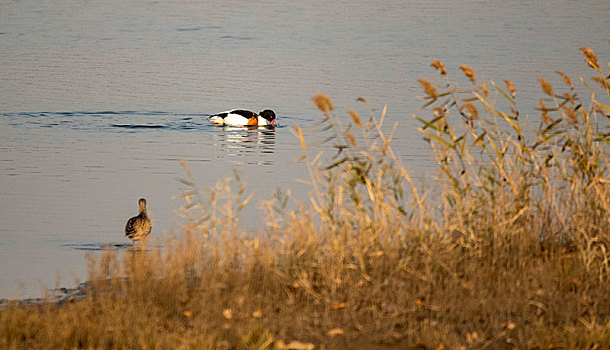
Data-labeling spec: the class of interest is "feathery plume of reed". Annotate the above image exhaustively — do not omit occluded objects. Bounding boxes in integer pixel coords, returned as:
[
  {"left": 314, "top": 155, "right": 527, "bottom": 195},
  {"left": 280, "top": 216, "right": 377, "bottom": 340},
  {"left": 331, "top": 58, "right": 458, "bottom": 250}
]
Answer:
[
  {"left": 538, "top": 78, "right": 554, "bottom": 96},
  {"left": 418, "top": 78, "right": 438, "bottom": 99},
  {"left": 479, "top": 80, "right": 489, "bottom": 97},
  {"left": 430, "top": 60, "right": 447, "bottom": 75},
  {"left": 504, "top": 79, "right": 516, "bottom": 98},
  {"left": 560, "top": 92, "right": 574, "bottom": 103},
  {"left": 539, "top": 98, "right": 551, "bottom": 124},
  {"left": 580, "top": 47, "right": 601, "bottom": 73},
  {"left": 592, "top": 76, "right": 610, "bottom": 91},
  {"left": 347, "top": 110, "right": 363, "bottom": 127},
  {"left": 562, "top": 105, "right": 578, "bottom": 124},
  {"left": 462, "top": 102, "right": 479, "bottom": 120},
  {"left": 459, "top": 65, "right": 476, "bottom": 84},
  {"left": 312, "top": 93, "right": 334, "bottom": 114},
  {"left": 555, "top": 70, "right": 573, "bottom": 88},
  {"left": 343, "top": 131, "right": 356, "bottom": 146}
]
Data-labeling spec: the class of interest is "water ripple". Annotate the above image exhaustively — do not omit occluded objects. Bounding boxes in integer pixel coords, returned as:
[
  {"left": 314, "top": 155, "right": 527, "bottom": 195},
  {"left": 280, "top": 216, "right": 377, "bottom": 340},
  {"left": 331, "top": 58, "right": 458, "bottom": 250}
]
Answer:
[
  {"left": 1, "top": 111, "right": 293, "bottom": 134},
  {"left": 112, "top": 124, "right": 167, "bottom": 129},
  {"left": 61, "top": 243, "right": 133, "bottom": 251}
]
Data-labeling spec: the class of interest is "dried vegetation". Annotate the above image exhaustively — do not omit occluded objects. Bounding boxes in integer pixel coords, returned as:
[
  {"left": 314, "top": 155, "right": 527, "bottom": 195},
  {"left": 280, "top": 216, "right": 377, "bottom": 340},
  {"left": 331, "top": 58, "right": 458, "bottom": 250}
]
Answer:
[{"left": 1, "top": 48, "right": 609, "bottom": 349}]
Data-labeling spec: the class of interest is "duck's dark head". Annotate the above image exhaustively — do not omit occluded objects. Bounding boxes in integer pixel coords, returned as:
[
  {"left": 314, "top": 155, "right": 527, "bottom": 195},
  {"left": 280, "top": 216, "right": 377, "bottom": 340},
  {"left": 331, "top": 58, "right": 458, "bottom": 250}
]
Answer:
[{"left": 258, "top": 109, "right": 276, "bottom": 125}]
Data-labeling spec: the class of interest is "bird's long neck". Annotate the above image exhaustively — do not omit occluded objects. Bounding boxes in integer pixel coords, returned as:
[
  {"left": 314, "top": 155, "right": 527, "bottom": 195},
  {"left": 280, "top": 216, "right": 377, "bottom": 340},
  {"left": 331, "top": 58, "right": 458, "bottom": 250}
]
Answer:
[{"left": 139, "top": 203, "right": 147, "bottom": 216}]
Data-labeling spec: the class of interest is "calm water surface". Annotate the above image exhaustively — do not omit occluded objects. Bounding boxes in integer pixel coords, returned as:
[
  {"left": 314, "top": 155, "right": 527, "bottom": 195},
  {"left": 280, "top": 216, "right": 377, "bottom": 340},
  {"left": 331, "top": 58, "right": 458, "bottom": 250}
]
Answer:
[{"left": 1, "top": 0, "right": 608, "bottom": 298}]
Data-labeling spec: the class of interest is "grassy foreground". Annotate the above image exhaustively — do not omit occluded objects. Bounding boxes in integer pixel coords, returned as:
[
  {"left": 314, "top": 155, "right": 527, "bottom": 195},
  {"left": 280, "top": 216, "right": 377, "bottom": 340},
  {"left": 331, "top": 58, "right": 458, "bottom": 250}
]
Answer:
[{"left": 1, "top": 48, "right": 609, "bottom": 349}]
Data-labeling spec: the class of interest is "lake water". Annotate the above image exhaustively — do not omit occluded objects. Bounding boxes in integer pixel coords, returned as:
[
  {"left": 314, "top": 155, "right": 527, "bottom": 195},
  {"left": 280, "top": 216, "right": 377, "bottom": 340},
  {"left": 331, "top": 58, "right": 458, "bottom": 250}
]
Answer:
[{"left": 1, "top": 0, "right": 608, "bottom": 298}]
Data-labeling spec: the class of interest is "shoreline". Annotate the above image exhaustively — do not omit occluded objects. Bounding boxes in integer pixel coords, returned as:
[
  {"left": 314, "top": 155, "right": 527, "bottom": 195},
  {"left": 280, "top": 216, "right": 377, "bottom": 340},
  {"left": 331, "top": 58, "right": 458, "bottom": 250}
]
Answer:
[{"left": 0, "top": 282, "right": 91, "bottom": 310}]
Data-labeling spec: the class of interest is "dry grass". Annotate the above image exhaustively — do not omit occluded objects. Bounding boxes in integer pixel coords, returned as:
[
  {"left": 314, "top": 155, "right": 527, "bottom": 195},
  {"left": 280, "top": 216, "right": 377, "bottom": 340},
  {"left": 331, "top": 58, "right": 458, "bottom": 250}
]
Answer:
[{"left": 1, "top": 48, "right": 609, "bottom": 349}]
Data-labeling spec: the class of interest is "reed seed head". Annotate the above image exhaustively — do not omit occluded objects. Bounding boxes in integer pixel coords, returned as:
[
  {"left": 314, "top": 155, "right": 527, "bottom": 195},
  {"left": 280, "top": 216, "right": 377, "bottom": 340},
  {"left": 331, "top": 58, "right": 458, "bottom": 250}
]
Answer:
[
  {"left": 591, "top": 76, "right": 610, "bottom": 91},
  {"left": 347, "top": 110, "right": 363, "bottom": 127},
  {"left": 555, "top": 70, "right": 573, "bottom": 88},
  {"left": 462, "top": 102, "right": 479, "bottom": 120},
  {"left": 539, "top": 98, "right": 551, "bottom": 124},
  {"left": 580, "top": 47, "right": 601, "bottom": 73},
  {"left": 418, "top": 78, "right": 438, "bottom": 99},
  {"left": 459, "top": 65, "right": 476, "bottom": 84},
  {"left": 430, "top": 60, "right": 447, "bottom": 75},
  {"left": 504, "top": 80, "right": 516, "bottom": 97},
  {"left": 563, "top": 105, "right": 578, "bottom": 124},
  {"left": 479, "top": 80, "right": 489, "bottom": 97},
  {"left": 538, "top": 78, "right": 554, "bottom": 96},
  {"left": 312, "top": 93, "right": 335, "bottom": 114},
  {"left": 561, "top": 92, "right": 574, "bottom": 103},
  {"left": 343, "top": 131, "right": 356, "bottom": 146}
]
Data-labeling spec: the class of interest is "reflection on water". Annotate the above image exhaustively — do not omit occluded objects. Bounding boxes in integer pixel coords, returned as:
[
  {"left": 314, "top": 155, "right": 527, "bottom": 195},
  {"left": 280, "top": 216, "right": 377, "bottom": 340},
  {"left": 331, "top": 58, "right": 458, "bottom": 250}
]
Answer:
[
  {"left": 61, "top": 243, "right": 134, "bottom": 251},
  {"left": 3, "top": 111, "right": 279, "bottom": 168},
  {"left": 3, "top": 111, "right": 211, "bottom": 132},
  {"left": 61, "top": 243, "right": 162, "bottom": 253},
  {"left": 2, "top": 110, "right": 278, "bottom": 167},
  {"left": 211, "top": 127, "right": 276, "bottom": 166},
  {"left": 112, "top": 124, "right": 166, "bottom": 129}
]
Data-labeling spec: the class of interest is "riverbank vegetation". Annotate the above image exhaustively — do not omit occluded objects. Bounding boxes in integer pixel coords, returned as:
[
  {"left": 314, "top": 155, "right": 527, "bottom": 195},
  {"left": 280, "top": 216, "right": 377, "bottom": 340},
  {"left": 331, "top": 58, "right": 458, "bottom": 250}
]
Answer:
[{"left": 1, "top": 47, "right": 608, "bottom": 349}]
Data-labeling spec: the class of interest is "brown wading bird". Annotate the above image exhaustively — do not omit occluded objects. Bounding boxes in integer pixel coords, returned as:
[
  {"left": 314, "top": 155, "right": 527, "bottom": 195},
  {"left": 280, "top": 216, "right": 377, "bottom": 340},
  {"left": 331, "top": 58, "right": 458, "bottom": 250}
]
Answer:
[{"left": 125, "top": 198, "right": 151, "bottom": 243}]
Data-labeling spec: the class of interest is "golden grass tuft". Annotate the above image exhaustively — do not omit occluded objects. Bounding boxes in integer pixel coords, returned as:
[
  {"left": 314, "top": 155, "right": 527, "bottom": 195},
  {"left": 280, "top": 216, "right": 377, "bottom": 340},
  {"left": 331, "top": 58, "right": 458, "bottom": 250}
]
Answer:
[{"left": 1, "top": 47, "right": 609, "bottom": 350}]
